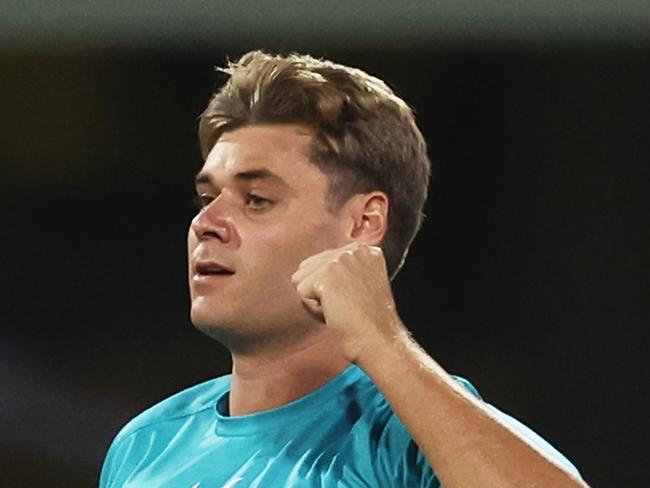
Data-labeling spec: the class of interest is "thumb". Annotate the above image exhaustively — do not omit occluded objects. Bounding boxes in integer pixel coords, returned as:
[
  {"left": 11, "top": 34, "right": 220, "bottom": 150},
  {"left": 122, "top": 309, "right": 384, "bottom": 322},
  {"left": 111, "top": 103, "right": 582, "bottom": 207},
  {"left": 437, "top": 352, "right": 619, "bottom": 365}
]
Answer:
[{"left": 301, "top": 297, "right": 325, "bottom": 322}]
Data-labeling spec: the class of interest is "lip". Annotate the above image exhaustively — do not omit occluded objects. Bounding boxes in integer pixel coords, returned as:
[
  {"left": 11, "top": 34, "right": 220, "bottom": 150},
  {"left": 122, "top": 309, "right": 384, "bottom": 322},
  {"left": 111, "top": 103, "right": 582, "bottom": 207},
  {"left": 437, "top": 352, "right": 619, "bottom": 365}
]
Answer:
[
  {"left": 194, "top": 259, "right": 235, "bottom": 274},
  {"left": 192, "top": 260, "right": 235, "bottom": 285},
  {"left": 192, "top": 273, "right": 234, "bottom": 285}
]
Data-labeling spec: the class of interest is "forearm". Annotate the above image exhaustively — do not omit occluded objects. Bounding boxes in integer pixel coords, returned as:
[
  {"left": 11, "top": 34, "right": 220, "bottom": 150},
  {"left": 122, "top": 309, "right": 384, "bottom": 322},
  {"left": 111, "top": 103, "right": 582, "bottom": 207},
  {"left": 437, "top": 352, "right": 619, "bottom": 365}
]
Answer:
[{"left": 357, "top": 326, "right": 589, "bottom": 488}]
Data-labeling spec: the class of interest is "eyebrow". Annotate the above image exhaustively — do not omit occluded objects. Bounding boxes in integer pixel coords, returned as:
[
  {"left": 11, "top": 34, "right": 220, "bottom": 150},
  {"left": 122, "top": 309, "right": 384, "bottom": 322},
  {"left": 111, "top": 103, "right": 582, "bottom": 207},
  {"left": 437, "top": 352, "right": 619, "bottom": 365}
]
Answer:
[{"left": 194, "top": 169, "right": 288, "bottom": 188}]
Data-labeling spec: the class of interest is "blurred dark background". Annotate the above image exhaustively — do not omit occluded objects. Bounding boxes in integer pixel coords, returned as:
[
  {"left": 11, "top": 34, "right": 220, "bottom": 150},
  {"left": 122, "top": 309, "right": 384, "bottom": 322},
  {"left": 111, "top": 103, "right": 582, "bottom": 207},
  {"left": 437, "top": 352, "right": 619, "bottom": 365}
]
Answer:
[{"left": 1, "top": 2, "right": 648, "bottom": 487}]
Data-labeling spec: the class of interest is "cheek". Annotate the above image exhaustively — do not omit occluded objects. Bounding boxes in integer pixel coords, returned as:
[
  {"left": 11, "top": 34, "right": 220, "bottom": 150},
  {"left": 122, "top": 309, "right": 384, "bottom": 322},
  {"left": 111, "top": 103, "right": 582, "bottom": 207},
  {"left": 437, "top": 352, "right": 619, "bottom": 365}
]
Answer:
[{"left": 257, "top": 216, "right": 342, "bottom": 269}]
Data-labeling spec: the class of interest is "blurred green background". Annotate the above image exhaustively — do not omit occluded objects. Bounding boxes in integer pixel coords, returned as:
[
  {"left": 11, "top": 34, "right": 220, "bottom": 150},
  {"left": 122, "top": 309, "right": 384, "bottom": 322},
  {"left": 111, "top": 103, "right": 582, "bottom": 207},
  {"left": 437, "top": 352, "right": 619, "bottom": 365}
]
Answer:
[{"left": 1, "top": 2, "right": 648, "bottom": 487}]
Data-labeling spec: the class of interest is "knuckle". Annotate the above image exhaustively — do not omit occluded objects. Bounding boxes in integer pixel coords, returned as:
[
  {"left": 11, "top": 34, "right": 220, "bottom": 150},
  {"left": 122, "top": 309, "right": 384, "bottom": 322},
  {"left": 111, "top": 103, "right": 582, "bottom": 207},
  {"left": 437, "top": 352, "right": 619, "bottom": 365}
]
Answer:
[
  {"left": 334, "top": 250, "right": 352, "bottom": 264},
  {"left": 369, "top": 246, "right": 383, "bottom": 257},
  {"left": 295, "top": 283, "right": 305, "bottom": 295},
  {"left": 358, "top": 243, "right": 373, "bottom": 256}
]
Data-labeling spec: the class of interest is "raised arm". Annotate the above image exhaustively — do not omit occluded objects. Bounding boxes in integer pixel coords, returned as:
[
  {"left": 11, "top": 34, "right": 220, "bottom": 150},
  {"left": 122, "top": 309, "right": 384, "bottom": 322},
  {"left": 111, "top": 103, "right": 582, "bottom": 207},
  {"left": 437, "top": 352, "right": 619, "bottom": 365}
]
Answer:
[{"left": 292, "top": 243, "right": 589, "bottom": 488}]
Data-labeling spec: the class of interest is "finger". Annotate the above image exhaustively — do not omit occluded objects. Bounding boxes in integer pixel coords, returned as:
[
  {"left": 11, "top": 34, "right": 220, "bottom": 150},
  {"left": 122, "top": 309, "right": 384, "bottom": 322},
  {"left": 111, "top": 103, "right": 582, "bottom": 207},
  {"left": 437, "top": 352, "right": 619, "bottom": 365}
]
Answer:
[
  {"left": 301, "top": 297, "right": 323, "bottom": 318},
  {"left": 367, "top": 245, "right": 383, "bottom": 257},
  {"left": 295, "top": 268, "right": 322, "bottom": 301},
  {"left": 291, "top": 252, "right": 329, "bottom": 284},
  {"left": 291, "top": 257, "right": 323, "bottom": 284},
  {"left": 291, "top": 245, "right": 348, "bottom": 283},
  {"left": 295, "top": 272, "right": 325, "bottom": 320},
  {"left": 299, "top": 242, "right": 358, "bottom": 270}
]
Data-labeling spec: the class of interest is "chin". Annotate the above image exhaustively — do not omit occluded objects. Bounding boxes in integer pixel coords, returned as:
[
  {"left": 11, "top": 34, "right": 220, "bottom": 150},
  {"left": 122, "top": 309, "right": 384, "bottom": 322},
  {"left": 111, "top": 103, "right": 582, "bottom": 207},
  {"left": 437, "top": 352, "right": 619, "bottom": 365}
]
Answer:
[
  {"left": 191, "top": 299, "right": 231, "bottom": 326},
  {"left": 190, "top": 295, "right": 266, "bottom": 344},
  {"left": 190, "top": 310, "right": 239, "bottom": 345}
]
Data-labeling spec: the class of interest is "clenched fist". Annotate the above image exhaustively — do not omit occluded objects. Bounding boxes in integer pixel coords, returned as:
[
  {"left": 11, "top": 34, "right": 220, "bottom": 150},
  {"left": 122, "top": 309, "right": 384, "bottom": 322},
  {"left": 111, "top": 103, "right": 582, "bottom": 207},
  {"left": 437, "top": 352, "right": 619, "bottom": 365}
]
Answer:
[{"left": 291, "top": 243, "right": 406, "bottom": 363}]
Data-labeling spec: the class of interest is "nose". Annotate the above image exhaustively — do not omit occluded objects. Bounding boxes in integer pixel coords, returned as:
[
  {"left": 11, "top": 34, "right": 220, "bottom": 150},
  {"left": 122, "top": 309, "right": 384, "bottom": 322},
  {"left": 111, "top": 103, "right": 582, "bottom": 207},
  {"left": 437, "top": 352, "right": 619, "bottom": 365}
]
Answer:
[{"left": 190, "top": 196, "right": 236, "bottom": 245}]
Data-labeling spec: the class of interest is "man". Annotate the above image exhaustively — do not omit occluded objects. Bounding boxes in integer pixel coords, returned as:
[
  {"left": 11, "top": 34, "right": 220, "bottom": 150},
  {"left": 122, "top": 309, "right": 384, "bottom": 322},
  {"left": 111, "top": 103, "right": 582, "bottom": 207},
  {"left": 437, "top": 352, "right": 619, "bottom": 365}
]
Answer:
[{"left": 100, "top": 51, "right": 589, "bottom": 487}]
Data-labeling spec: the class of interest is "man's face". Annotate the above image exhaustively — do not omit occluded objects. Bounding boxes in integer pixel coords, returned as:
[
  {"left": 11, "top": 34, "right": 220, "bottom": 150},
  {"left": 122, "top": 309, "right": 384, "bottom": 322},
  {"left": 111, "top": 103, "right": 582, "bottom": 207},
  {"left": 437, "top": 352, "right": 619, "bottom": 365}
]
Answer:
[{"left": 187, "top": 124, "right": 350, "bottom": 350}]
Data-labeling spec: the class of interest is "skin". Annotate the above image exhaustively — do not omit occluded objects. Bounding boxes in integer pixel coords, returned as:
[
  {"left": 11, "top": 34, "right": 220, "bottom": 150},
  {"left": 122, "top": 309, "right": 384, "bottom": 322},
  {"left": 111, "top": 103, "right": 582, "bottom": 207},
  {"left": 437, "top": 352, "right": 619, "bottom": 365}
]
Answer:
[
  {"left": 188, "top": 123, "right": 590, "bottom": 487},
  {"left": 188, "top": 124, "right": 380, "bottom": 413}
]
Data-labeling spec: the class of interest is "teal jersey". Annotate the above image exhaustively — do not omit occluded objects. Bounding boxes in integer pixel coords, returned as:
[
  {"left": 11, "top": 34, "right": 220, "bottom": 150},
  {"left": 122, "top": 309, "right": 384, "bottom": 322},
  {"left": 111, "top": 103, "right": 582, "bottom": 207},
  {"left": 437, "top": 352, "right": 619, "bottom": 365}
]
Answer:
[{"left": 100, "top": 365, "right": 578, "bottom": 487}]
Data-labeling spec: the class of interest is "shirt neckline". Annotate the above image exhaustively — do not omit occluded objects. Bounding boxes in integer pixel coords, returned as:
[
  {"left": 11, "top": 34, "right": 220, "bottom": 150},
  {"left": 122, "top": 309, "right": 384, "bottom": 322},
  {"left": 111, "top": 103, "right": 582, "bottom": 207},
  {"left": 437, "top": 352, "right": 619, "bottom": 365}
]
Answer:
[{"left": 214, "top": 364, "right": 364, "bottom": 436}]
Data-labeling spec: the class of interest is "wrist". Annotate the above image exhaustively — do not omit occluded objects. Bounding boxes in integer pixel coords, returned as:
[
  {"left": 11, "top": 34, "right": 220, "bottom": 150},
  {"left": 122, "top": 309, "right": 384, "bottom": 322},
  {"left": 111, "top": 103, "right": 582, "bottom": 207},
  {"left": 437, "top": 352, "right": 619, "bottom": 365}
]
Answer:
[{"left": 354, "top": 318, "right": 412, "bottom": 372}]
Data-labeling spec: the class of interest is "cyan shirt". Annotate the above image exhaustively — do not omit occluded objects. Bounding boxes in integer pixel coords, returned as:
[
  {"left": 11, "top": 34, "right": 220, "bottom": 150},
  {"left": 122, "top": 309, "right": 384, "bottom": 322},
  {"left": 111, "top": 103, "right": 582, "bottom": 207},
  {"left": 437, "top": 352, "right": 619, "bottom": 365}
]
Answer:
[{"left": 99, "top": 365, "right": 578, "bottom": 487}]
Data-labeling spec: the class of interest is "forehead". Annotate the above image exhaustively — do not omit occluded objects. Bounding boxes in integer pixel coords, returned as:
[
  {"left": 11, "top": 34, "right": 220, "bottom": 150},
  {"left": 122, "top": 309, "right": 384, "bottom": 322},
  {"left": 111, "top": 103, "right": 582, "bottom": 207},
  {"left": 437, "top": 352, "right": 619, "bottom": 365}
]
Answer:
[{"left": 200, "top": 124, "right": 322, "bottom": 185}]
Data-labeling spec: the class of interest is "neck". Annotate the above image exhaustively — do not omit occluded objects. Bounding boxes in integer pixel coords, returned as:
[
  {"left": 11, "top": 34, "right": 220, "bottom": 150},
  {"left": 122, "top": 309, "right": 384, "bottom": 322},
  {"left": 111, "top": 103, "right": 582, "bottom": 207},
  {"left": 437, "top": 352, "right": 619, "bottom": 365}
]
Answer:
[{"left": 228, "top": 327, "right": 351, "bottom": 416}]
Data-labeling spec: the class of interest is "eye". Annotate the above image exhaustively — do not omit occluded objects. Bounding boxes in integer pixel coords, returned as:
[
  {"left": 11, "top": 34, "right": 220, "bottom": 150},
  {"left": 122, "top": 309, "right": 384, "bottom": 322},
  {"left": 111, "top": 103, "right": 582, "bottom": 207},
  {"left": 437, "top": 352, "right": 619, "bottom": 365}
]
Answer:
[
  {"left": 192, "top": 194, "right": 214, "bottom": 210},
  {"left": 246, "top": 193, "right": 272, "bottom": 211}
]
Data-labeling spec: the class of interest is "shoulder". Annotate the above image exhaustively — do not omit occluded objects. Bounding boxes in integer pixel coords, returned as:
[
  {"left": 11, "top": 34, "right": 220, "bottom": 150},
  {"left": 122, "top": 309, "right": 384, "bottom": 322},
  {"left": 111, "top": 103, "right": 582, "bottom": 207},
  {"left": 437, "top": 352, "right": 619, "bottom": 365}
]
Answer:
[
  {"left": 113, "top": 375, "right": 230, "bottom": 444},
  {"left": 351, "top": 369, "right": 480, "bottom": 425},
  {"left": 344, "top": 369, "right": 478, "bottom": 450},
  {"left": 452, "top": 375, "right": 482, "bottom": 399},
  {"left": 359, "top": 371, "right": 479, "bottom": 486},
  {"left": 99, "top": 376, "right": 230, "bottom": 488}
]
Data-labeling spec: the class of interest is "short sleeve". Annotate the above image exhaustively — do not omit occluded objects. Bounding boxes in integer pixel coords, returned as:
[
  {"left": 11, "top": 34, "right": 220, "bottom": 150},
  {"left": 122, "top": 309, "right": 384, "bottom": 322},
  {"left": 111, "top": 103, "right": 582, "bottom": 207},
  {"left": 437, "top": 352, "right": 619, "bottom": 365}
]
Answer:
[
  {"left": 99, "top": 437, "right": 120, "bottom": 488},
  {"left": 373, "top": 376, "right": 481, "bottom": 488},
  {"left": 98, "top": 431, "right": 138, "bottom": 488}
]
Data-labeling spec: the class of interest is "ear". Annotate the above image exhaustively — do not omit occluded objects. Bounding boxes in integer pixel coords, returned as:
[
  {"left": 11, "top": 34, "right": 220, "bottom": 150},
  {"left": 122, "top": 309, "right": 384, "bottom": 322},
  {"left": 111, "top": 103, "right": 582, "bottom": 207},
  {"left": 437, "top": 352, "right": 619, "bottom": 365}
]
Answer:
[{"left": 346, "top": 191, "right": 389, "bottom": 245}]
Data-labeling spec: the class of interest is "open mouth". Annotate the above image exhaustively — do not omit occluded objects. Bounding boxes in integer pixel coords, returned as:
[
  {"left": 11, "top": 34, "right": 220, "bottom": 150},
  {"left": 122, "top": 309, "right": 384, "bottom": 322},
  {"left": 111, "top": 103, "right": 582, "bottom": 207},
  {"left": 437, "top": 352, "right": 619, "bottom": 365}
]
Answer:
[{"left": 195, "top": 262, "right": 235, "bottom": 277}]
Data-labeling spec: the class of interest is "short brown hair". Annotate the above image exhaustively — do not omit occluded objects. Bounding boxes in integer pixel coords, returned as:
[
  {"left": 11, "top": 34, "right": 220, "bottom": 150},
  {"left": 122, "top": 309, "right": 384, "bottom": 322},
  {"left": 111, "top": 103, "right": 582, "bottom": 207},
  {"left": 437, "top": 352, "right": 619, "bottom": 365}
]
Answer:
[{"left": 199, "top": 50, "right": 431, "bottom": 279}]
